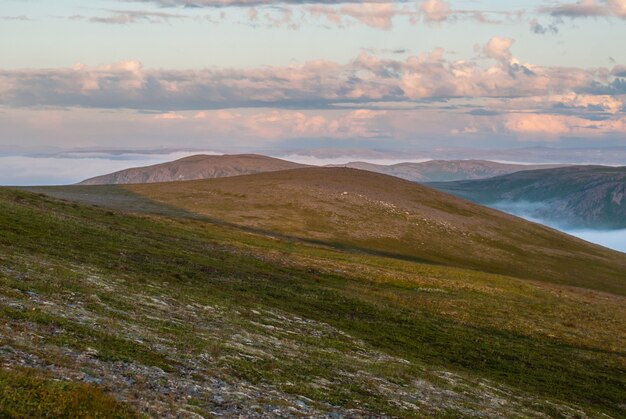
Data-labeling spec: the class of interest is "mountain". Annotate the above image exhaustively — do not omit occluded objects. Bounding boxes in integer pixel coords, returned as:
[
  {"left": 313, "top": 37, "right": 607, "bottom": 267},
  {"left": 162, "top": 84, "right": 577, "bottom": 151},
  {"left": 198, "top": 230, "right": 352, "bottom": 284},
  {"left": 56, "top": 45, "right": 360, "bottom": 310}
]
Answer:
[
  {"left": 429, "top": 165, "right": 626, "bottom": 229},
  {"left": 6, "top": 168, "right": 626, "bottom": 417},
  {"left": 79, "top": 154, "right": 308, "bottom": 185},
  {"left": 330, "top": 160, "right": 565, "bottom": 182}
]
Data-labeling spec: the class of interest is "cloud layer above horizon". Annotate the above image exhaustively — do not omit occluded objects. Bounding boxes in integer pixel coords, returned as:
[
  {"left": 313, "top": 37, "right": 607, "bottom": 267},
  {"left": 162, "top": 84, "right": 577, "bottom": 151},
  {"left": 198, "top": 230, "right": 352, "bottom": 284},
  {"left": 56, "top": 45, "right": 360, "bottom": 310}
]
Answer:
[{"left": 1, "top": 0, "right": 625, "bottom": 152}]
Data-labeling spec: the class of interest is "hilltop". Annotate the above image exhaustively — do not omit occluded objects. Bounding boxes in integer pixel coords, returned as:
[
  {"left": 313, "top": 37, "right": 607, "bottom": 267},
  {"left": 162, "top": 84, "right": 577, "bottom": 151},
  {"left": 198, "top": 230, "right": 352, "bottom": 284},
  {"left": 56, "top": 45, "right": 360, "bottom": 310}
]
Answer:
[
  {"left": 430, "top": 165, "right": 626, "bottom": 229},
  {"left": 331, "top": 160, "right": 565, "bottom": 182},
  {"left": 79, "top": 154, "right": 307, "bottom": 185}
]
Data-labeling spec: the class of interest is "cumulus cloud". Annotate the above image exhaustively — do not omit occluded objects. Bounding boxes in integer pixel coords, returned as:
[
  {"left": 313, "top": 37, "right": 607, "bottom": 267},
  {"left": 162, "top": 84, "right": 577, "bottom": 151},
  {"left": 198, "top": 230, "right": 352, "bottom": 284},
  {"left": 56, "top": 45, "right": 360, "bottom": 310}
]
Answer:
[
  {"left": 1, "top": 36, "right": 624, "bottom": 145},
  {"left": 419, "top": 0, "right": 451, "bottom": 23},
  {"left": 1, "top": 40, "right": 621, "bottom": 112},
  {"left": 483, "top": 37, "right": 514, "bottom": 62}
]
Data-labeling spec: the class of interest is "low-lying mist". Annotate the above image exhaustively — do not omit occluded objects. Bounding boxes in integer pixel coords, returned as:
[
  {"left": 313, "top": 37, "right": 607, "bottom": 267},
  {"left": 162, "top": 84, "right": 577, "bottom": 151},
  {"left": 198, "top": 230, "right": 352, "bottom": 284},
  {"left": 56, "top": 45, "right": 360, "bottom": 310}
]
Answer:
[
  {"left": 491, "top": 201, "right": 626, "bottom": 253},
  {"left": 565, "top": 229, "right": 626, "bottom": 253},
  {"left": 0, "top": 151, "right": 221, "bottom": 186}
]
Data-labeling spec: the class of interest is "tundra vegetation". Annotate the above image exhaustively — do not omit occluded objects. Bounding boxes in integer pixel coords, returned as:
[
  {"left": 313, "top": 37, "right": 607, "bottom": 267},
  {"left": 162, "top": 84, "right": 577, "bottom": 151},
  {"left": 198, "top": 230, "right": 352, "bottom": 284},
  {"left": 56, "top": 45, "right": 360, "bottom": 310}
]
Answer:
[{"left": 0, "top": 168, "right": 624, "bottom": 417}]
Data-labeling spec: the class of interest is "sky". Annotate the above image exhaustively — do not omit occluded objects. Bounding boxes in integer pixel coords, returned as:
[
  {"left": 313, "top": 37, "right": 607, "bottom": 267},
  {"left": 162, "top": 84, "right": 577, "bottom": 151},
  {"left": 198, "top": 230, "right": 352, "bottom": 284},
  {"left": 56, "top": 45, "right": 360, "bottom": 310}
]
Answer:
[{"left": 1, "top": 0, "right": 625, "bottom": 154}]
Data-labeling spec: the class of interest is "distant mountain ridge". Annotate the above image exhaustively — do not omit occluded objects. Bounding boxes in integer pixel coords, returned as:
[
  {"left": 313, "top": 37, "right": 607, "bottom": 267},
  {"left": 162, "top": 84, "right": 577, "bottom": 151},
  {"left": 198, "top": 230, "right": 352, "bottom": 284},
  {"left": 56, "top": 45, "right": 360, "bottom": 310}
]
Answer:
[
  {"left": 330, "top": 160, "right": 566, "bottom": 182},
  {"left": 79, "top": 154, "right": 308, "bottom": 185},
  {"left": 430, "top": 166, "right": 626, "bottom": 229},
  {"left": 81, "top": 154, "right": 568, "bottom": 185}
]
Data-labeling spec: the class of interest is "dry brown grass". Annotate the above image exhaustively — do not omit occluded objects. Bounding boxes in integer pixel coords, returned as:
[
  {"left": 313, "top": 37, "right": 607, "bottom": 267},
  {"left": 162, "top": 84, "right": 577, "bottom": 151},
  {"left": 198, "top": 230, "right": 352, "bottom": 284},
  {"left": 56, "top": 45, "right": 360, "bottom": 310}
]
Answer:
[{"left": 125, "top": 167, "right": 626, "bottom": 295}]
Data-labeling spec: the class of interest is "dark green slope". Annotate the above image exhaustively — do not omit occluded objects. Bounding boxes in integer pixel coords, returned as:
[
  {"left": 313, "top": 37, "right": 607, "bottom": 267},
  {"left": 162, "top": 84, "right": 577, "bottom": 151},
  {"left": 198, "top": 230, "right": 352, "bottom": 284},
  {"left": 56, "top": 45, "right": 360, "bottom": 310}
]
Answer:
[{"left": 430, "top": 165, "right": 626, "bottom": 229}]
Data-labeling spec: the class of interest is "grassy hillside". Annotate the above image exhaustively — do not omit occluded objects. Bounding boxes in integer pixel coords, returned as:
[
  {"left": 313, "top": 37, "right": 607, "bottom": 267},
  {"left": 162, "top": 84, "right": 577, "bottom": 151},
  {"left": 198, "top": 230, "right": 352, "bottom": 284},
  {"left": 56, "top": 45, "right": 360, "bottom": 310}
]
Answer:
[
  {"left": 430, "top": 165, "right": 626, "bottom": 229},
  {"left": 113, "top": 167, "right": 626, "bottom": 295},
  {"left": 5, "top": 170, "right": 625, "bottom": 417}
]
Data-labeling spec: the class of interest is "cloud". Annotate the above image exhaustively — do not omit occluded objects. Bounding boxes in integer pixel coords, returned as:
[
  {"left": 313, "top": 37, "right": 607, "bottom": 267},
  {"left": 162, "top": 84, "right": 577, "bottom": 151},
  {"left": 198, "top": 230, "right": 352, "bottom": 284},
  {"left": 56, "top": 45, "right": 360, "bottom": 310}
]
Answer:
[
  {"left": 0, "top": 151, "right": 221, "bottom": 186},
  {"left": 153, "top": 112, "right": 186, "bottom": 119},
  {"left": 123, "top": 0, "right": 397, "bottom": 7},
  {"left": 468, "top": 109, "right": 501, "bottom": 116},
  {"left": 307, "top": 2, "right": 396, "bottom": 29},
  {"left": 191, "top": 108, "right": 386, "bottom": 139},
  {"left": 1, "top": 102, "right": 624, "bottom": 157},
  {"left": 505, "top": 113, "right": 626, "bottom": 139},
  {"left": 483, "top": 37, "right": 514, "bottom": 62},
  {"left": 541, "top": 0, "right": 626, "bottom": 19},
  {"left": 420, "top": 0, "right": 451, "bottom": 23},
  {"left": 1, "top": 15, "right": 31, "bottom": 21},
  {"left": 610, "top": 0, "right": 626, "bottom": 16},
  {"left": 565, "top": 229, "right": 626, "bottom": 252},
  {"left": 69, "top": 9, "right": 189, "bottom": 24},
  {"left": 555, "top": 93, "right": 623, "bottom": 113},
  {"left": 0, "top": 37, "right": 624, "bottom": 146},
  {"left": 505, "top": 114, "right": 574, "bottom": 137},
  {"left": 116, "top": 0, "right": 523, "bottom": 29},
  {"left": 530, "top": 18, "right": 559, "bottom": 34}
]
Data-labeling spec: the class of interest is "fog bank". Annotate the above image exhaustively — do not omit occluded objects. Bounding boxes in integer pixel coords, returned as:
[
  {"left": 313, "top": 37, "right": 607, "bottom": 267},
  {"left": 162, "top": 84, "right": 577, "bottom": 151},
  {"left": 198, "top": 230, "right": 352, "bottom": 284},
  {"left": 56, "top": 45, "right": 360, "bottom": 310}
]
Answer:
[
  {"left": 492, "top": 203, "right": 626, "bottom": 253},
  {"left": 0, "top": 151, "right": 220, "bottom": 186},
  {"left": 565, "top": 230, "right": 626, "bottom": 253}
]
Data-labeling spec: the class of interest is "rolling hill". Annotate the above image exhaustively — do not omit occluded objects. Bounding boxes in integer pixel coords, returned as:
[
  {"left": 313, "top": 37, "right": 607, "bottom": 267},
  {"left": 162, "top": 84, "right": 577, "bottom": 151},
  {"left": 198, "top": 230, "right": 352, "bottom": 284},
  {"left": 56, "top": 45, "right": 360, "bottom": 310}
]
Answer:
[
  {"left": 331, "top": 160, "right": 565, "bottom": 182},
  {"left": 79, "top": 154, "right": 308, "bottom": 185},
  {"left": 5, "top": 167, "right": 625, "bottom": 417},
  {"left": 430, "top": 165, "right": 626, "bottom": 229},
  {"left": 33, "top": 167, "right": 626, "bottom": 294}
]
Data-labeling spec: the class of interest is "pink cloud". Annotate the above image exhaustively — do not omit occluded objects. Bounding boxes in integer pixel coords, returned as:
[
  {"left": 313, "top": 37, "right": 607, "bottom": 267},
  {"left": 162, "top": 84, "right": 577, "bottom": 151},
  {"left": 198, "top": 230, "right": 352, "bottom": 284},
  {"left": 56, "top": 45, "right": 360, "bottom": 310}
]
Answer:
[
  {"left": 190, "top": 108, "right": 386, "bottom": 140},
  {"left": 483, "top": 37, "right": 514, "bottom": 63},
  {"left": 505, "top": 114, "right": 574, "bottom": 138},
  {"left": 609, "top": 0, "right": 626, "bottom": 17},
  {"left": 505, "top": 113, "right": 626, "bottom": 139},
  {"left": 153, "top": 112, "right": 185, "bottom": 120},
  {"left": 306, "top": 2, "right": 396, "bottom": 29},
  {"left": 420, "top": 0, "right": 451, "bottom": 23},
  {"left": 0, "top": 39, "right": 622, "bottom": 135}
]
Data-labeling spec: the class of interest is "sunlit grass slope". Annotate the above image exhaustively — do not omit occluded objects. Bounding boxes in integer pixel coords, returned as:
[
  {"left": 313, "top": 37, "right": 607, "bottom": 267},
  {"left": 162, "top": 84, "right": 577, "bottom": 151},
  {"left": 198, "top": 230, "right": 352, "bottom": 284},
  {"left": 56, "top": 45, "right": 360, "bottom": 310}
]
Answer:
[
  {"left": 2, "top": 183, "right": 625, "bottom": 417},
  {"left": 125, "top": 167, "right": 626, "bottom": 295}
]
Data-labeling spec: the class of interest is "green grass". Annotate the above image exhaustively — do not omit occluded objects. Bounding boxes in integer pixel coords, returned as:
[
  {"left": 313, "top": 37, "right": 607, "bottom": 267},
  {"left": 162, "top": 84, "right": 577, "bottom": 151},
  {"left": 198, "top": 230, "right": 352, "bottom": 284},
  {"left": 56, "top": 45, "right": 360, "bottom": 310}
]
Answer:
[
  {"left": 0, "top": 187, "right": 625, "bottom": 417},
  {"left": 0, "top": 368, "right": 138, "bottom": 418}
]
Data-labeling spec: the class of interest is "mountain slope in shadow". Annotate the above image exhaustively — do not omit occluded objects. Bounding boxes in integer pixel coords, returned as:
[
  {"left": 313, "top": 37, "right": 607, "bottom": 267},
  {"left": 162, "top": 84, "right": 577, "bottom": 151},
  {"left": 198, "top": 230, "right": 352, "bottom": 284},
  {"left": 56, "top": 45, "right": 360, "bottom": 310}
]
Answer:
[
  {"left": 429, "top": 165, "right": 626, "bottom": 229},
  {"left": 330, "top": 160, "right": 566, "bottom": 182}
]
